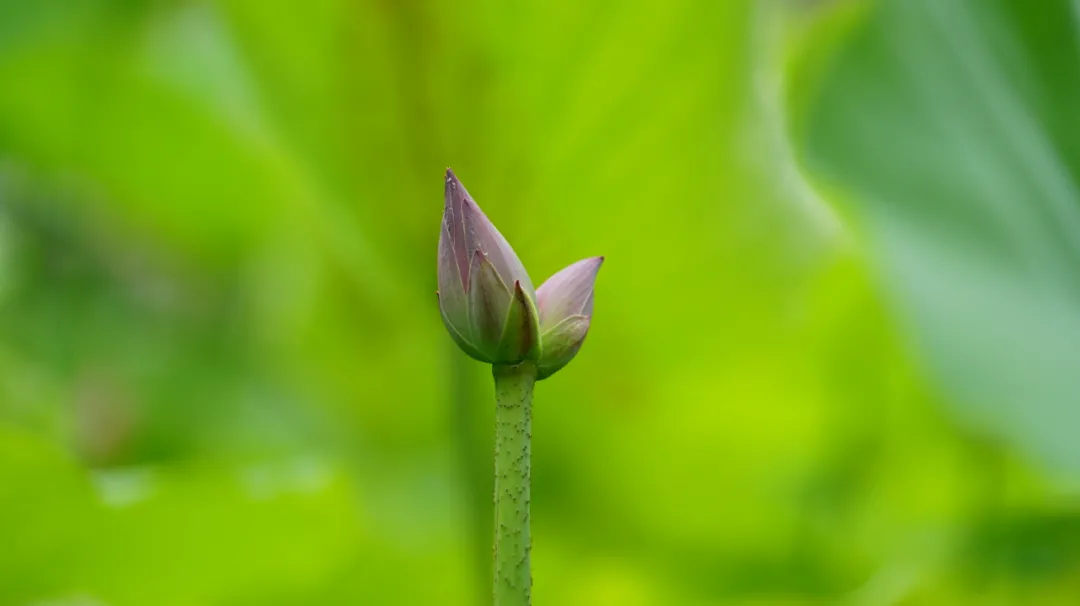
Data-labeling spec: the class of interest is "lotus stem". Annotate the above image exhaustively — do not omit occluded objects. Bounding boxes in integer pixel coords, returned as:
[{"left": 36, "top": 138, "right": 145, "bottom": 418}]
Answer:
[{"left": 491, "top": 361, "right": 535, "bottom": 606}]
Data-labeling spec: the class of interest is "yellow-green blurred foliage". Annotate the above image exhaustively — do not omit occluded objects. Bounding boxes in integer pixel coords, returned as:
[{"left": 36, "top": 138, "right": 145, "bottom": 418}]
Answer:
[{"left": 3, "top": 0, "right": 1080, "bottom": 604}]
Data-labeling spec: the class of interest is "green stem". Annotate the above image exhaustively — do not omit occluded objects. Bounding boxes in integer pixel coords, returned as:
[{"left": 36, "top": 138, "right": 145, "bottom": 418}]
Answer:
[{"left": 492, "top": 361, "right": 535, "bottom": 606}]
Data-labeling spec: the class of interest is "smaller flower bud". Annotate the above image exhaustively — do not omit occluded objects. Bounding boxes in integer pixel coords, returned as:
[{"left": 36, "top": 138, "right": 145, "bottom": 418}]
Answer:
[{"left": 535, "top": 257, "right": 603, "bottom": 379}]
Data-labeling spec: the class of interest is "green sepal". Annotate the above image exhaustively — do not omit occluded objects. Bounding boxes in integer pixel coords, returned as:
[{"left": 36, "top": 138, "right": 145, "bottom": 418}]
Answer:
[
  {"left": 536, "top": 314, "right": 590, "bottom": 380},
  {"left": 496, "top": 280, "right": 542, "bottom": 364}
]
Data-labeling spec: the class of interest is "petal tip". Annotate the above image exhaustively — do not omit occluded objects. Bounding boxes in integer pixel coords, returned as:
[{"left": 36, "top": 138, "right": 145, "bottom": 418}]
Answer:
[{"left": 511, "top": 279, "right": 529, "bottom": 301}]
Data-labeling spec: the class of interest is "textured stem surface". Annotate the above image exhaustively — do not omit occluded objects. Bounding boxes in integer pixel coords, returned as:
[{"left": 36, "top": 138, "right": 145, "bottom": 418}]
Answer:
[{"left": 492, "top": 362, "right": 535, "bottom": 606}]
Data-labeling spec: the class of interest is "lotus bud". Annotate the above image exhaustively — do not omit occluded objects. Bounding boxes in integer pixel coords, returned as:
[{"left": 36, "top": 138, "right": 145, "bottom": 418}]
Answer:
[
  {"left": 534, "top": 256, "right": 603, "bottom": 379},
  {"left": 438, "top": 169, "right": 541, "bottom": 365}
]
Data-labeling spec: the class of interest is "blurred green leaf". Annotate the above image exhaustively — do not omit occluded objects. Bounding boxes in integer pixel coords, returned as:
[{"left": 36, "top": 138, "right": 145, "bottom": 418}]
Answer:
[{"left": 789, "top": 0, "right": 1080, "bottom": 473}]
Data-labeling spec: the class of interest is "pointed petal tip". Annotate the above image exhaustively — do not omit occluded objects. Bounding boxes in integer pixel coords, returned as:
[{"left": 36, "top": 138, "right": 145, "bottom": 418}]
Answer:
[
  {"left": 444, "top": 168, "right": 476, "bottom": 211},
  {"left": 443, "top": 168, "right": 459, "bottom": 213},
  {"left": 511, "top": 279, "right": 532, "bottom": 304},
  {"left": 444, "top": 168, "right": 463, "bottom": 199},
  {"left": 536, "top": 256, "right": 603, "bottom": 327},
  {"left": 499, "top": 278, "right": 541, "bottom": 363},
  {"left": 577, "top": 256, "right": 605, "bottom": 276},
  {"left": 573, "top": 256, "right": 605, "bottom": 271},
  {"left": 511, "top": 279, "right": 528, "bottom": 302}
]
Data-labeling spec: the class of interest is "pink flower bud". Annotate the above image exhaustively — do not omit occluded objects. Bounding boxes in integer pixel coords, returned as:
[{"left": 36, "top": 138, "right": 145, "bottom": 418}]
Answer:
[
  {"left": 534, "top": 257, "right": 603, "bottom": 379},
  {"left": 438, "top": 169, "right": 540, "bottom": 364}
]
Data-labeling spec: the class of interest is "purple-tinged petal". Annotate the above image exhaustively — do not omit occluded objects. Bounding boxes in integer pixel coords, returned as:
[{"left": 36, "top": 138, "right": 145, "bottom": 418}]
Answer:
[
  {"left": 444, "top": 169, "right": 471, "bottom": 289},
  {"left": 468, "top": 250, "right": 512, "bottom": 358},
  {"left": 535, "top": 256, "right": 603, "bottom": 330},
  {"left": 439, "top": 293, "right": 488, "bottom": 363},
  {"left": 446, "top": 169, "right": 534, "bottom": 297},
  {"left": 581, "top": 291, "right": 594, "bottom": 318},
  {"left": 438, "top": 222, "right": 470, "bottom": 339}
]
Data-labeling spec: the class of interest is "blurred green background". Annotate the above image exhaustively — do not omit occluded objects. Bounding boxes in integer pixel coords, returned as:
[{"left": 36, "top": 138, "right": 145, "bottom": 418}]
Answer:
[{"left": 4, "top": 0, "right": 1080, "bottom": 604}]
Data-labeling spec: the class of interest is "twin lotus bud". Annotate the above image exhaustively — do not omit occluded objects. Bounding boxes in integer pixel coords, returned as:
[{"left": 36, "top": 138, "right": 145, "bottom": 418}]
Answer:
[{"left": 438, "top": 169, "right": 602, "bottom": 380}]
